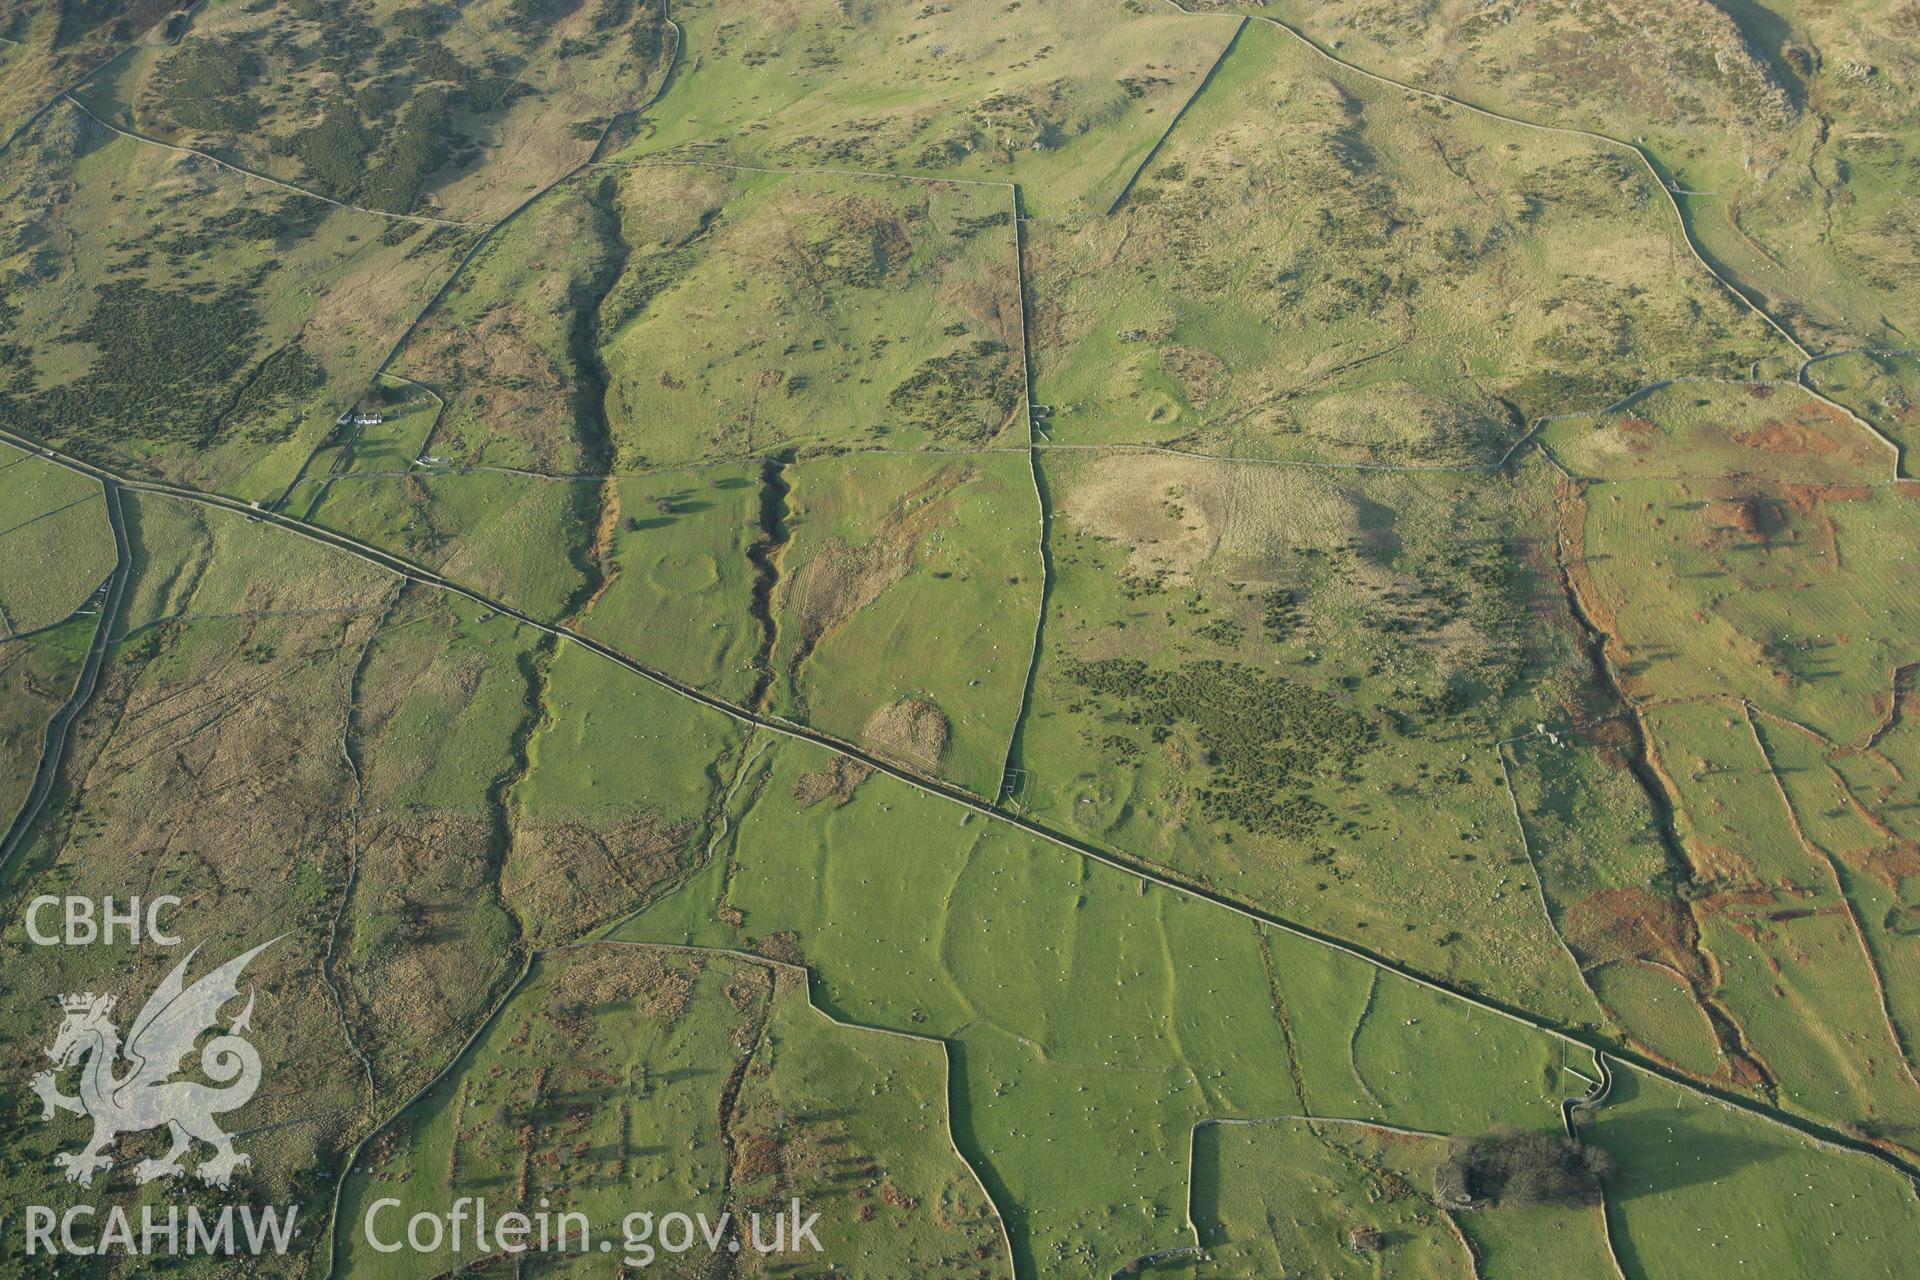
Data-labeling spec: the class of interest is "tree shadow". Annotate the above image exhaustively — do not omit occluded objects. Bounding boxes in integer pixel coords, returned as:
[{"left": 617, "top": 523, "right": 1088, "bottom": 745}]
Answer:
[{"left": 1593, "top": 1074, "right": 1786, "bottom": 1201}]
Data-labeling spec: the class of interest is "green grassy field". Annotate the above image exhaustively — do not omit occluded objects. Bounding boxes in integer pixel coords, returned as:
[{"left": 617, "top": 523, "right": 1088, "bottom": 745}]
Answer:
[
  {"left": 390, "top": 161, "right": 1026, "bottom": 471},
  {"left": 335, "top": 585, "right": 533, "bottom": 1098},
  {"left": 1576, "top": 477, "right": 1920, "bottom": 743},
  {"left": 332, "top": 946, "right": 759, "bottom": 1279},
  {"left": 0, "top": 104, "right": 473, "bottom": 500},
  {"left": 617, "top": 734, "right": 1598, "bottom": 1275},
  {"left": 725, "top": 962, "right": 1013, "bottom": 1278},
  {"left": 0, "top": 614, "right": 90, "bottom": 833},
  {"left": 1010, "top": 450, "right": 1603, "bottom": 1024},
  {"left": 768, "top": 452, "right": 1042, "bottom": 797},
  {"left": 575, "top": 463, "right": 764, "bottom": 701},
  {"left": 119, "top": 488, "right": 395, "bottom": 624},
  {"left": 1502, "top": 727, "right": 1731, "bottom": 1078},
  {"left": 1182, "top": 1118, "right": 1624, "bottom": 1279},
  {"left": 6, "top": 1, "right": 1920, "bottom": 1275},
  {"left": 1806, "top": 350, "right": 1920, "bottom": 479},
  {"left": 591, "top": 164, "right": 1027, "bottom": 468},
  {"left": 1648, "top": 702, "right": 1812, "bottom": 886},
  {"left": 1184, "top": 1120, "right": 1479, "bottom": 1278},
  {"left": 1789, "top": 710, "right": 1920, "bottom": 1151},
  {"left": 0, "top": 567, "right": 392, "bottom": 1240},
  {"left": 1589, "top": 962, "right": 1724, "bottom": 1082},
  {"left": 1645, "top": 703, "right": 1920, "bottom": 1148},
  {"left": 508, "top": 637, "right": 745, "bottom": 942},
  {"left": 73, "top": 0, "right": 675, "bottom": 220},
  {"left": 1026, "top": 18, "right": 1782, "bottom": 466},
  {"left": 305, "top": 462, "right": 765, "bottom": 701},
  {"left": 0, "top": 442, "right": 113, "bottom": 635},
  {"left": 1591, "top": 1068, "right": 1918, "bottom": 1279},
  {"left": 0, "top": 0, "right": 159, "bottom": 142},
  {"left": 1208, "top": 0, "right": 1920, "bottom": 355},
  {"left": 334, "top": 943, "right": 1010, "bottom": 1278},
  {"left": 1540, "top": 381, "right": 1894, "bottom": 483},
  {"left": 607, "top": 726, "right": 1920, "bottom": 1276},
  {"left": 612, "top": 0, "right": 1237, "bottom": 218},
  {"left": 307, "top": 471, "right": 594, "bottom": 621},
  {"left": 1764, "top": 714, "right": 1920, "bottom": 1149},
  {"left": 285, "top": 378, "right": 448, "bottom": 501},
  {"left": 387, "top": 171, "right": 624, "bottom": 475}
]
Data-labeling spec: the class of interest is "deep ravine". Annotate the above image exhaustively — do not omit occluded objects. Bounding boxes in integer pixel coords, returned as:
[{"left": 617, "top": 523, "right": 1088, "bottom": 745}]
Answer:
[{"left": 745, "top": 451, "right": 794, "bottom": 711}]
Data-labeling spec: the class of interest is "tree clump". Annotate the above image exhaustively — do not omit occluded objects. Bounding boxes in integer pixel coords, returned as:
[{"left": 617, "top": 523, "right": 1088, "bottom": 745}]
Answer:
[{"left": 1436, "top": 1128, "right": 1615, "bottom": 1209}]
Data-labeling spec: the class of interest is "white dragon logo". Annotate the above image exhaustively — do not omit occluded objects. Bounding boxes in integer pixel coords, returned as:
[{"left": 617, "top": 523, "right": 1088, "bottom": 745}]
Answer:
[{"left": 30, "top": 939, "right": 278, "bottom": 1189}]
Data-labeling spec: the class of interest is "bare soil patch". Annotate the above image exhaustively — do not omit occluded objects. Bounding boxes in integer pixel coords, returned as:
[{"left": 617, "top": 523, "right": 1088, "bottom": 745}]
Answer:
[{"left": 862, "top": 697, "right": 950, "bottom": 769}]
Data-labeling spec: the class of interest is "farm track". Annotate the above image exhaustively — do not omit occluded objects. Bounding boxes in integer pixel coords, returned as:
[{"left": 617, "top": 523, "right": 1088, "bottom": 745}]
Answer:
[{"left": 4, "top": 422, "right": 1915, "bottom": 1200}]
